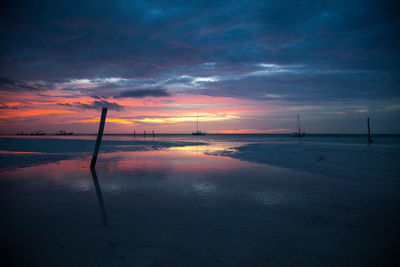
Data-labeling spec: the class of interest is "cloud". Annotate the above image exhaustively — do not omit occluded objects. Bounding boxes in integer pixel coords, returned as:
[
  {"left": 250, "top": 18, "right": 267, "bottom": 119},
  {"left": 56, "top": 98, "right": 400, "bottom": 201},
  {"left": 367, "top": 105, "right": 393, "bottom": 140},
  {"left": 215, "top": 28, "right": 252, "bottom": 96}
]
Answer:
[
  {"left": 116, "top": 89, "right": 170, "bottom": 98},
  {"left": 2, "top": 0, "right": 398, "bottom": 81},
  {"left": 0, "top": 103, "right": 17, "bottom": 109},
  {"left": 0, "top": 103, "right": 31, "bottom": 109},
  {"left": 90, "top": 95, "right": 109, "bottom": 99},
  {"left": 0, "top": 77, "right": 49, "bottom": 91},
  {"left": 58, "top": 100, "right": 123, "bottom": 111},
  {"left": 0, "top": 0, "right": 399, "bottom": 116}
]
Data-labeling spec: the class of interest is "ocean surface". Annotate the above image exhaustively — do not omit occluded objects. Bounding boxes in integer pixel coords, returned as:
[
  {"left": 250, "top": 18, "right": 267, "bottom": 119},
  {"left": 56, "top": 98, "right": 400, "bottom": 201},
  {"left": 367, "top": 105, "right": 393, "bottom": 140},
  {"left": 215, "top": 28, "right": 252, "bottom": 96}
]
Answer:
[
  {"left": 3, "top": 133, "right": 400, "bottom": 145},
  {"left": 0, "top": 134, "right": 399, "bottom": 266}
]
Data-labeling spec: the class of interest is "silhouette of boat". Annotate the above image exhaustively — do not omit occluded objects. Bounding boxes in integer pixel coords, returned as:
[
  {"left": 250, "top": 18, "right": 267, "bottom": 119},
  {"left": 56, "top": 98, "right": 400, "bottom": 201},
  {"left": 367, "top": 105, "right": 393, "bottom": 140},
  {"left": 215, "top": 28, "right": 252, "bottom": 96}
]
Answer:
[
  {"left": 192, "top": 131, "right": 206, "bottom": 135},
  {"left": 192, "top": 115, "right": 206, "bottom": 135},
  {"left": 56, "top": 130, "right": 73, "bottom": 135},
  {"left": 30, "top": 131, "right": 46, "bottom": 136},
  {"left": 16, "top": 132, "right": 29, "bottom": 135},
  {"left": 292, "top": 114, "right": 305, "bottom": 137}
]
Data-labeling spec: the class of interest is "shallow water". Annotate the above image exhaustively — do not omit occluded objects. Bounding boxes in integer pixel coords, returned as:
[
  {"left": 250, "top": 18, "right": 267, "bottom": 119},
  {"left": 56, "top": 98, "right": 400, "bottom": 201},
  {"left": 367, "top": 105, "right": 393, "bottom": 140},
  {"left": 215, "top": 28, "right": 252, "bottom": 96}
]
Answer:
[
  {"left": 1, "top": 136, "right": 399, "bottom": 266},
  {"left": 3, "top": 133, "right": 400, "bottom": 145}
]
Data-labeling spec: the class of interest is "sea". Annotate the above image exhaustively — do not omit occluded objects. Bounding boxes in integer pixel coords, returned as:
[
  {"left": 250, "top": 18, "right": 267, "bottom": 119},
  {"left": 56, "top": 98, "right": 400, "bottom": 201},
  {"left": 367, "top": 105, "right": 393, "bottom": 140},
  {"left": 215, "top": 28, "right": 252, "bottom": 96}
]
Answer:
[{"left": 4, "top": 133, "right": 400, "bottom": 145}]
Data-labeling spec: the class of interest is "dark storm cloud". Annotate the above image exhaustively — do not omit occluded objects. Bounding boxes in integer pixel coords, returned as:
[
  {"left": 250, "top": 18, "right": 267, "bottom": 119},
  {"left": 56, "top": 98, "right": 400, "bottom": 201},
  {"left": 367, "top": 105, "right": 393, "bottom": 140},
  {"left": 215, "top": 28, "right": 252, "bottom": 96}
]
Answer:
[
  {"left": 58, "top": 100, "right": 123, "bottom": 111},
  {"left": 0, "top": 0, "right": 399, "bottom": 103},
  {"left": 116, "top": 89, "right": 170, "bottom": 98},
  {"left": 190, "top": 66, "right": 397, "bottom": 103},
  {"left": 0, "top": 77, "right": 49, "bottom": 91}
]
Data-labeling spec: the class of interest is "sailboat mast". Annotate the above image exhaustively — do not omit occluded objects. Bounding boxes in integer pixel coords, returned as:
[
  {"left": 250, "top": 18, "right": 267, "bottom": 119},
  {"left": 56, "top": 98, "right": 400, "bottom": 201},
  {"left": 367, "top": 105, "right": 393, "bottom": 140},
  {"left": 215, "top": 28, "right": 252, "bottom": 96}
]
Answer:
[{"left": 297, "top": 114, "right": 301, "bottom": 135}]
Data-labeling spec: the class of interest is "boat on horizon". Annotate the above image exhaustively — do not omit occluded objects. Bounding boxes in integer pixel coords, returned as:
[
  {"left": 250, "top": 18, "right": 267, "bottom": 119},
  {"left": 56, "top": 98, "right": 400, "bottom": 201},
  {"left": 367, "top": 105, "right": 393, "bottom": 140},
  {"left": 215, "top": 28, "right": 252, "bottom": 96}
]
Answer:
[
  {"left": 192, "top": 115, "right": 206, "bottom": 135},
  {"left": 16, "top": 132, "right": 29, "bottom": 135},
  {"left": 30, "top": 131, "right": 46, "bottom": 136},
  {"left": 56, "top": 130, "right": 73, "bottom": 135},
  {"left": 292, "top": 114, "right": 305, "bottom": 137}
]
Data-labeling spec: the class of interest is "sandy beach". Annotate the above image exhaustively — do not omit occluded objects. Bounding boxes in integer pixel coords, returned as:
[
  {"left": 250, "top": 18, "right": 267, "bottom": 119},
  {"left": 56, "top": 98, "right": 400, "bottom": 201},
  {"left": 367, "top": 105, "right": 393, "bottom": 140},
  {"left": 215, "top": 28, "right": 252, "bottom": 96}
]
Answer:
[{"left": 1, "top": 134, "right": 399, "bottom": 266}]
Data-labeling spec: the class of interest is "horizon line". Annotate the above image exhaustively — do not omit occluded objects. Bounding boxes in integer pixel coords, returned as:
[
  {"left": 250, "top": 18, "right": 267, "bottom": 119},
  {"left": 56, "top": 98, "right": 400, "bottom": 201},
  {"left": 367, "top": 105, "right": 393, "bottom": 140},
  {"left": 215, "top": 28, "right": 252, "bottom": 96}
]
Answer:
[{"left": 1, "top": 132, "right": 399, "bottom": 135}]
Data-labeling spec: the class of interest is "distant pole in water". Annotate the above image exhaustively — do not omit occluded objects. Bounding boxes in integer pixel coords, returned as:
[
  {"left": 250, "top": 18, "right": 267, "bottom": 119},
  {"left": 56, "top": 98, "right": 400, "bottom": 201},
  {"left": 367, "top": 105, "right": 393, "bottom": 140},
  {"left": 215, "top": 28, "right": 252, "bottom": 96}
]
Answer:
[
  {"left": 367, "top": 117, "right": 373, "bottom": 143},
  {"left": 133, "top": 130, "right": 136, "bottom": 137},
  {"left": 152, "top": 130, "right": 155, "bottom": 138},
  {"left": 90, "top": 107, "right": 107, "bottom": 168},
  {"left": 144, "top": 130, "right": 146, "bottom": 138}
]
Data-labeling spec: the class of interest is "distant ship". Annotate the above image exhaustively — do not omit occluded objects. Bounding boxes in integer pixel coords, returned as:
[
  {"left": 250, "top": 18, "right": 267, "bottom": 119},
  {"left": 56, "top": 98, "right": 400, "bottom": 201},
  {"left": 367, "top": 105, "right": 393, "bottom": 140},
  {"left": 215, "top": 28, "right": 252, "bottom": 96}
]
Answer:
[
  {"left": 30, "top": 131, "right": 46, "bottom": 136},
  {"left": 16, "top": 132, "right": 29, "bottom": 135},
  {"left": 292, "top": 114, "right": 305, "bottom": 137},
  {"left": 56, "top": 130, "right": 73, "bottom": 135},
  {"left": 192, "top": 115, "right": 206, "bottom": 135}
]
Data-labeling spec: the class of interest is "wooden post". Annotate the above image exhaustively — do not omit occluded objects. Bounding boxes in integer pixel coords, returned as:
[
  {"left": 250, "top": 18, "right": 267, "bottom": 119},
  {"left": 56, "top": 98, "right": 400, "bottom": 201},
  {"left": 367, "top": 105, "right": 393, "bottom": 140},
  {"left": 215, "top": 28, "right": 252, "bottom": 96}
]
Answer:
[
  {"left": 144, "top": 130, "right": 146, "bottom": 138},
  {"left": 90, "top": 108, "right": 107, "bottom": 168},
  {"left": 367, "top": 117, "right": 373, "bottom": 143},
  {"left": 133, "top": 130, "right": 135, "bottom": 138},
  {"left": 152, "top": 130, "right": 155, "bottom": 138},
  {"left": 90, "top": 167, "right": 109, "bottom": 227}
]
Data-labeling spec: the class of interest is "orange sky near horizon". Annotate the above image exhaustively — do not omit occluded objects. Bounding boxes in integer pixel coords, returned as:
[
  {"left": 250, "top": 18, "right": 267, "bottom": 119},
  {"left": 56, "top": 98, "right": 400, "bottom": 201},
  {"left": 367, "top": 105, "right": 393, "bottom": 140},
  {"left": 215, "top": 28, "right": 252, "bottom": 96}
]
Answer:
[{"left": 0, "top": 90, "right": 295, "bottom": 134}]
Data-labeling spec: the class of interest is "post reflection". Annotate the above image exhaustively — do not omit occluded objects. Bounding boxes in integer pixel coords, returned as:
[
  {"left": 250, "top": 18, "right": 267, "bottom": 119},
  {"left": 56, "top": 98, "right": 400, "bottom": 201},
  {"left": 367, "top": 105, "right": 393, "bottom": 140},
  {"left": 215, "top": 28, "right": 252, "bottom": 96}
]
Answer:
[{"left": 90, "top": 167, "right": 109, "bottom": 227}]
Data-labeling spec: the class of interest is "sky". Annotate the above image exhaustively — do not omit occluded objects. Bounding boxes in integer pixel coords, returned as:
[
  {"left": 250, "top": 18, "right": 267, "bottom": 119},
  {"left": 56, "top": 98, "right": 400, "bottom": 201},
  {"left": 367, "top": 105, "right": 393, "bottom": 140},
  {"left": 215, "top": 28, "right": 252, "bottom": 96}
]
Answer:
[{"left": 0, "top": 0, "right": 399, "bottom": 134}]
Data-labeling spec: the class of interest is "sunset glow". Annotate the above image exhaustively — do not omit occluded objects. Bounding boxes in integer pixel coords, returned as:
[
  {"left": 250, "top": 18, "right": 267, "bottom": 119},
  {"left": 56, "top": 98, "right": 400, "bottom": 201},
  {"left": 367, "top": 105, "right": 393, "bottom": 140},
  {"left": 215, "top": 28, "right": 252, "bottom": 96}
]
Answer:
[
  {"left": 0, "top": 1, "right": 399, "bottom": 134},
  {"left": 1, "top": 1, "right": 400, "bottom": 266}
]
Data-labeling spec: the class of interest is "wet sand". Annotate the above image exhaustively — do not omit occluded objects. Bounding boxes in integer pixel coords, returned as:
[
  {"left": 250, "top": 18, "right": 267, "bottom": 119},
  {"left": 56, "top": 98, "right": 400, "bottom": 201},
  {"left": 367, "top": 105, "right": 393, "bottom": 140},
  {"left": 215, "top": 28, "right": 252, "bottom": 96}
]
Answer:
[{"left": 1, "top": 137, "right": 399, "bottom": 266}]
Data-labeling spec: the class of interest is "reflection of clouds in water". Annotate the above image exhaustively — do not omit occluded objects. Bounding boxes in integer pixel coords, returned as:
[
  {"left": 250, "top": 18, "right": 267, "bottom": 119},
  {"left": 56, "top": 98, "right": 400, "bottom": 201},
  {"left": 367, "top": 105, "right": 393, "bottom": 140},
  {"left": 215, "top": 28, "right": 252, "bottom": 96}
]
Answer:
[
  {"left": 103, "top": 182, "right": 130, "bottom": 193},
  {"left": 192, "top": 181, "right": 217, "bottom": 196},
  {"left": 71, "top": 180, "right": 93, "bottom": 192},
  {"left": 1, "top": 143, "right": 296, "bottom": 208},
  {"left": 252, "top": 191, "right": 287, "bottom": 206},
  {"left": 168, "top": 143, "right": 244, "bottom": 155},
  {"left": 107, "top": 183, "right": 123, "bottom": 193},
  {"left": 0, "top": 159, "right": 94, "bottom": 193}
]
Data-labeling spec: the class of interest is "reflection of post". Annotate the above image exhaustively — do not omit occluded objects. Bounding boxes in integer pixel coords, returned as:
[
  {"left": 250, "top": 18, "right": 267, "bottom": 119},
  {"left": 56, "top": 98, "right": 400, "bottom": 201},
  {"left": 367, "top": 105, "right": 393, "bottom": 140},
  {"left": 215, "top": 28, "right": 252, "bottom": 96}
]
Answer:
[
  {"left": 90, "top": 168, "right": 109, "bottom": 227},
  {"left": 90, "top": 108, "right": 107, "bottom": 168}
]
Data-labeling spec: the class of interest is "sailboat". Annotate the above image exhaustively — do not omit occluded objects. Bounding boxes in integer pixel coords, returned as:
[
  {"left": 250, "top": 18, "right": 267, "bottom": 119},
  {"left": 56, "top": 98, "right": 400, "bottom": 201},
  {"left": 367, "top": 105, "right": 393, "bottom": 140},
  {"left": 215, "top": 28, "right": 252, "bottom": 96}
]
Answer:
[
  {"left": 292, "top": 114, "right": 305, "bottom": 137},
  {"left": 192, "top": 115, "right": 206, "bottom": 135},
  {"left": 56, "top": 130, "right": 73, "bottom": 135}
]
